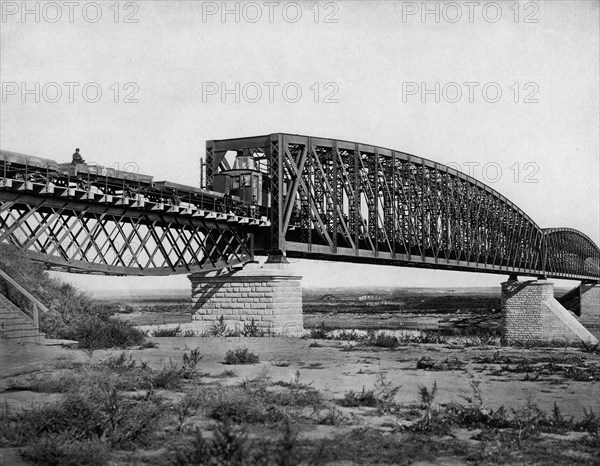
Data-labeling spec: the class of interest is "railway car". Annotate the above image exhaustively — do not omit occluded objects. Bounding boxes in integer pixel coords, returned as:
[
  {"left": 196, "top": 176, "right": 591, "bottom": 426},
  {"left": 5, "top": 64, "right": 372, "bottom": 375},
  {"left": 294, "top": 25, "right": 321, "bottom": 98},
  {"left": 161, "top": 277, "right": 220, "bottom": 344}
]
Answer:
[
  {"left": 56, "top": 162, "right": 154, "bottom": 185},
  {"left": 0, "top": 149, "right": 269, "bottom": 219},
  {"left": 212, "top": 152, "right": 270, "bottom": 208},
  {"left": 0, "top": 150, "right": 60, "bottom": 180}
]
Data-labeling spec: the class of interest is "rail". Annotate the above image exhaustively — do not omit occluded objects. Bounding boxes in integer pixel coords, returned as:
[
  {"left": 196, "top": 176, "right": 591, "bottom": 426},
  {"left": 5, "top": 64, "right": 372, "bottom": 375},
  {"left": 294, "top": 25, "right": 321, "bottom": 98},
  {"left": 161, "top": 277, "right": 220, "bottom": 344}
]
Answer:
[{"left": 0, "top": 268, "right": 48, "bottom": 327}]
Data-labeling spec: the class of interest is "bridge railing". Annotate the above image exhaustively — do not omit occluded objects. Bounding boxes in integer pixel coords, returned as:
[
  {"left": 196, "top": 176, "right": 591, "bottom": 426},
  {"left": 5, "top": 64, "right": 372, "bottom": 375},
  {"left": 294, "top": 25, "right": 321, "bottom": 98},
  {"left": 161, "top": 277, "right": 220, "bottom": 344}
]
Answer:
[{"left": 0, "top": 269, "right": 48, "bottom": 327}]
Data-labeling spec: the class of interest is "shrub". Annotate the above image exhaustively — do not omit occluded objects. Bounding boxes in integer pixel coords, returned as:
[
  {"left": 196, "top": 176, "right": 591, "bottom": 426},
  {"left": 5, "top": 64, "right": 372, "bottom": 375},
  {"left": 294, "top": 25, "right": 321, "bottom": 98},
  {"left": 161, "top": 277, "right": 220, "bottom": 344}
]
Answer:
[
  {"left": 224, "top": 348, "right": 260, "bottom": 365},
  {"left": 209, "top": 315, "right": 228, "bottom": 337},
  {"left": 366, "top": 332, "right": 399, "bottom": 349},
  {"left": 416, "top": 356, "right": 464, "bottom": 371},
  {"left": 72, "top": 317, "right": 146, "bottom": 350},
  {"left": 0, "top": 387, "right": 163, "bottom": 450},
  {"left": 317, "top": 406, "right": 347, "bottom": 426},
  {"left": 242, "top": 319, "right": 262, "bottom": 337},
  {"left": 174, "top": 422, "right": 248, "bottom": 466},
  {"left": 213, "top": 370, "right": 237, "bottom": 378},
  {"left": 104, "top": 352, "right": 136, "bottom": 370},
  {"left": 153, "top": 326, "right": 182, "bottom": 337},
  {"left": 183, "top": 348, "right": 202, "bottom": 373},
  {"left": 418, "top": 381, "right": 438, "bottom": 409},
  {"left": 309, "top": 321, "right": 331, "bottom": 339},
  {"left": 338, "top": 387, "right": 379, "bottom": 407},
  {"left": 0, "top": 244, "right": 147, "bottom": 350},
  {"left": 337, "top": 372, "right": 400, "bottom": 413},
  {"left": 333, "top": 330, "right": 364, "bottom": 341},
  {"left": 150, "top": 362, "right": 185, "bottom": 389},
  {"left": 210, "top": 390, "right": 285, "bottom": 424},
  {"left": 21, "top": 434, "right": 109, "bottom": 466},
  {"left": 140, "top": 341, "right": 159, "bottom": 349}
]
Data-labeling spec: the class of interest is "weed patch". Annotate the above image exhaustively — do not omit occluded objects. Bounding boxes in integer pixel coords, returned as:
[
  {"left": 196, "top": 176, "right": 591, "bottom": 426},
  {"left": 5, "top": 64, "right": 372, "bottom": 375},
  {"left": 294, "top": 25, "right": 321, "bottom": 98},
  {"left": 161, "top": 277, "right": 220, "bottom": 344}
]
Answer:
[
  {"left": 473, "top": 352, "right": 600, "bottom": 382},
  {"left": 21, "top": 434, "right": 109, "bottom": 466},
  {"left": 416, "top": 356, "right": 465, "bottom": 371},
  {"left": 153, "top": 326, "right": 182, "bottom": 337},
  {"left": 338, "top": 387, "right": 379, "bottom": 408},
  {"left": 224, "top": 348, "right": 260, "bottom": 365},
  {"left": 209, "top": 389, "right": 286, "bottom": 424}
]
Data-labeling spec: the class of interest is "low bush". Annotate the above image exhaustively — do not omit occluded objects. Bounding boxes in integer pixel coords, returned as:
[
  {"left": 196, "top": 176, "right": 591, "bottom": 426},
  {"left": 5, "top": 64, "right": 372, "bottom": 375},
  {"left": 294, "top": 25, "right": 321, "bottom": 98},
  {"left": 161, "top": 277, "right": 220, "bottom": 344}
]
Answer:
[
  {"left": 0, "top": 386, "right": 163, "bottom": 451},
  {"left": 309, "top": 321, "right": 332, "bottom": 339},
  {"left": 242, "top": 319, "right": 262, "bottom": 337},
  {"left": 337, "top": 372, "right": 400, "bottom": 414},
  {"left": 140, "top": 340, "right": 159, "bottom": 349},
  {"left": 268, "top": 372, "right": 322, "bottom": 409},
  {"left": 333, "top": 330, "right": 364, "bottom": 341},
  {"left": 73, "top": 317, "right": 146, "bottom": 349},
  {"left": 210, "top": 390, "right": 285, "bottom": 424},
  {"left": 366, "top": 332, "right": 399, "bottom": 349},
  {"left": 338, "top": 387, "right": 379, "bottom": 408},
  {"left": 174, "top": 421, "right": 302, "bottom": 466},
  {"left": 209, "top": 315, "right": 229, "bottom": 337},
  {"left": 224, "top": 348, "right": 260, "bottom": 365},
  {"left": 212, "top": 370, "right": 237, "bottom": 378},
  {"left": 183, "top": 348, "right": 202, "bottom": 373},
  {"left": 174, "top": 421, "right": 248, "bottom": 466},
  {"left": 151, "top": 363, "right": 186, "bottom": 389},
  {"left": 153, "top": 326, "right": 182, "bottom": 337},
  {"left": 416, "top": 356, "right": 465, "bottom": 371},
  {"left": 0, "top": 244, "right": 146, "bottom": 350},
  {"left": 21, "top": 434, "right": 109, "bottom": 466}
]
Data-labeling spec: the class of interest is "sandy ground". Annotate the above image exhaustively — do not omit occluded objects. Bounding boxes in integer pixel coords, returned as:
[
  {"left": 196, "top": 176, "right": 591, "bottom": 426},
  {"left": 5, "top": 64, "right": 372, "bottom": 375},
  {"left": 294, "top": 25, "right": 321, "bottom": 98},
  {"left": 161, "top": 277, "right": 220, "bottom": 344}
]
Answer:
[
  {"left": 1, "top": 336, "right": 599, "bottom": 465},
  {"left": 2, "top": 337, "right": 598, "bottom": 420}
]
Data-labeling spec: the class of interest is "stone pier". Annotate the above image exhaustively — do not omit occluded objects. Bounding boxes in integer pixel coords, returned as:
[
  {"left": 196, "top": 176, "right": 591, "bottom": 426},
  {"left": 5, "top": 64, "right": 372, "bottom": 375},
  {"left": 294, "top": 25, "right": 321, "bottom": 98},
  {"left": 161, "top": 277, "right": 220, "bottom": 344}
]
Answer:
[
  {"left": 501, "top": 279, "right": 598, "bottom": 345},
  {"left": 188, "top": 262, "right": 303, "bottom": 337},
  {"left": 579, "top": 282, "right": 600, "bottom": 328}
]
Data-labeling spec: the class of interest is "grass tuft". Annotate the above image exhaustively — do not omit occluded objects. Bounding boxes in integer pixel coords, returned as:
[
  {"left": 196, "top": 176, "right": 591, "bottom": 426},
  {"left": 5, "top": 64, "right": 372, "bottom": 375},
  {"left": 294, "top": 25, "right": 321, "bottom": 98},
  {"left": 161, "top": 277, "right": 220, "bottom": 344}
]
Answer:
[{"left": 224, "top": 348, "right": 260, "bottom": 365}]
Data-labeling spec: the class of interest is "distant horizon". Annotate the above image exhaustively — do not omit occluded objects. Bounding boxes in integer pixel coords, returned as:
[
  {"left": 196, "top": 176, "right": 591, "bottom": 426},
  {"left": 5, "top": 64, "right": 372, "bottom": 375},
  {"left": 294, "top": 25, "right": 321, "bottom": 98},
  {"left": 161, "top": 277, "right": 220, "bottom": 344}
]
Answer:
[{"left": 89, "top": 283, "right": 573, "bottom": 300}]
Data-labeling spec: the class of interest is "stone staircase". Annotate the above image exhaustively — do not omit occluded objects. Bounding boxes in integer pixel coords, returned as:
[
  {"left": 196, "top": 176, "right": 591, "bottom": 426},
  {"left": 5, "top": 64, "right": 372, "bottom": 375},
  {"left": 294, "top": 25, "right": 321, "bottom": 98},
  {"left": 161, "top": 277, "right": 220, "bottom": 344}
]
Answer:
[
  {"left": 0, "top": 293, "right": 44, "bottom": 343},
  {"left": 0, "top": 270, "right": 46, "bottom": 344}
]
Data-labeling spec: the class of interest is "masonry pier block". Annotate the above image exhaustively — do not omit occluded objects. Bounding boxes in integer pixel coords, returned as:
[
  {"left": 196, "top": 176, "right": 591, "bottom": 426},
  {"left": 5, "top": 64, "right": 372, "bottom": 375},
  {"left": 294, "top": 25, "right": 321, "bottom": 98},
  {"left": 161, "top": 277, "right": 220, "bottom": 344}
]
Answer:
[
  {"left": 579, "top": 283, "right": 600, "bottom": 328},
  {"left": 188, "top": 265, "right": 303, "bottom": 336},
  {"left": 502, "top": 280, "right": 598, "bottom": 345}
]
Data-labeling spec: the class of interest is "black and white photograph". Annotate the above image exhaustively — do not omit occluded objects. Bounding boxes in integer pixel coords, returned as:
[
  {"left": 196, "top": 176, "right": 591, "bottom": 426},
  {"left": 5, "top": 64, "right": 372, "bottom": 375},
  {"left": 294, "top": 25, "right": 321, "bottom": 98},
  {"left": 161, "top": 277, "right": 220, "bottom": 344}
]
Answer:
[{"left": 1, "top": 1, "right": 599, "bottom": 464}]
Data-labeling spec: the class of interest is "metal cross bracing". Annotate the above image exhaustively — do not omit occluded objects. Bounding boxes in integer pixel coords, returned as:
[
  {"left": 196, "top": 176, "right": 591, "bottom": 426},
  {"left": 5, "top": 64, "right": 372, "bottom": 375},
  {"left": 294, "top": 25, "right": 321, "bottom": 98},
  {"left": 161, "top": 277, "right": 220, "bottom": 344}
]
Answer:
[
  {"left": 207, "top": 133, "right": 600, "bottom": 282},
  {"left": 2, "top": 135, "right": 599, "bottom": 281},
  {"left": 0, "top": 193, "right": 255, "bottom": 275},
  {"left": 544, "top": 228, "right": 600, "bottom": 280},
  {"left": 0, "top": 151, "right": 271, "bottom": 275}
]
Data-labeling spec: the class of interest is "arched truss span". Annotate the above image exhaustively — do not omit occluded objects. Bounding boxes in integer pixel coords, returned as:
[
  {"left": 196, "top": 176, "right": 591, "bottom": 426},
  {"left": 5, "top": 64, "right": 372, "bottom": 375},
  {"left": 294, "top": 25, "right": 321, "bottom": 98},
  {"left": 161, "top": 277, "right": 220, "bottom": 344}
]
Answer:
[
  {"left": 544, "top": 228, "right": 600, "bottom": 280},
  {"left": 208, "top": 133, "right": 599, "bottom": 281}
]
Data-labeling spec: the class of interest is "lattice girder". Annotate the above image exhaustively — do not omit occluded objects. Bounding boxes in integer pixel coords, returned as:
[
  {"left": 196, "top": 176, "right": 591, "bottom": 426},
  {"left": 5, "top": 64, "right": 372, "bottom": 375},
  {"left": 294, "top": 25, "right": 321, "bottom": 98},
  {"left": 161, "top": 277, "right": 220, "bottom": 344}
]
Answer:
[{"left": 0, "top": 194, "right": 253, "bottom": 275}]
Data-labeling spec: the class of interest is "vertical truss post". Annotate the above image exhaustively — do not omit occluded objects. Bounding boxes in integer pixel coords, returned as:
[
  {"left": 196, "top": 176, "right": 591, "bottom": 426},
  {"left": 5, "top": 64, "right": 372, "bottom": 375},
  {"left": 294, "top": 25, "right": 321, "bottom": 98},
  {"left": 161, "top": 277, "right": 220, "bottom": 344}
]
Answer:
[
  {"left": 269, "top": 133, "right": 284, "bottom": 254},
  {"left": 205, "top": 140, "right": 215, "bottom": 190},
  {"left": 391, "top": 153, "right": 397, "bottom": 258},
  {"left": 332, "top": 141, "right": 339, "bottom": 253},
  {"left": 352, "top": 144, "right": 360, "bottom": 255}
]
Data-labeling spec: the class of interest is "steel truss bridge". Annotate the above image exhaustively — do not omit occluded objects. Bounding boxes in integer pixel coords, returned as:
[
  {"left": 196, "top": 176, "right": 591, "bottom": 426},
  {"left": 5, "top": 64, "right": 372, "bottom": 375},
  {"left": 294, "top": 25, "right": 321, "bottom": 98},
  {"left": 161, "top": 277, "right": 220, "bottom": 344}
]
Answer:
[{"left": 1, "top": 133, "right": 599, "bottom": 281}]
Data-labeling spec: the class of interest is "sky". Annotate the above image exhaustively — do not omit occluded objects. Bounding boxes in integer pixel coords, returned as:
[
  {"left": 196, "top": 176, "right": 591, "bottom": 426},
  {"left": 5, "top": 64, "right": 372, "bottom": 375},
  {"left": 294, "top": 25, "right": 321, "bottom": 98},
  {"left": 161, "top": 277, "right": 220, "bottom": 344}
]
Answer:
[{"left": 1, "top": 0, "right": 598, "bottom": 293}]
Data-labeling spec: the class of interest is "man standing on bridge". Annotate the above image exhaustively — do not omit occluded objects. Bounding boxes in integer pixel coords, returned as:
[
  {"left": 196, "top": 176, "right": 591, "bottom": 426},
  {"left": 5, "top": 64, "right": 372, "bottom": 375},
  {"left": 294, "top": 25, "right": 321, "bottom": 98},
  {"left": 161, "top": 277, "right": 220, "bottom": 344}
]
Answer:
[{"left": 72, "top": 148, "right": 85, "bottom": 164}]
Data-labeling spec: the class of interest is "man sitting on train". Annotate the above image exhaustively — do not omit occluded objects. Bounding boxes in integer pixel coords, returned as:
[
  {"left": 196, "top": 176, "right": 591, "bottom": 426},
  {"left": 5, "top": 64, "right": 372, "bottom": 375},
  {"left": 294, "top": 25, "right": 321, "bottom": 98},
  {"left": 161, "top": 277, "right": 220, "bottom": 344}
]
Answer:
[{"left": 72, "top": 148, "right": 85, "bottom": 164}]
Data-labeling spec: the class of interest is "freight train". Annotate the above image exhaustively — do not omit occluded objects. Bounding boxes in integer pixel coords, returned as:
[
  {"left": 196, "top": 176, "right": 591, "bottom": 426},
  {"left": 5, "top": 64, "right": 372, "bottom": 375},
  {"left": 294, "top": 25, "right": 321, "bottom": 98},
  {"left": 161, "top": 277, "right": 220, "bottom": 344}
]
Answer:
[{"left": 0, "top": 150, "right": 269, "bottom": 218}]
